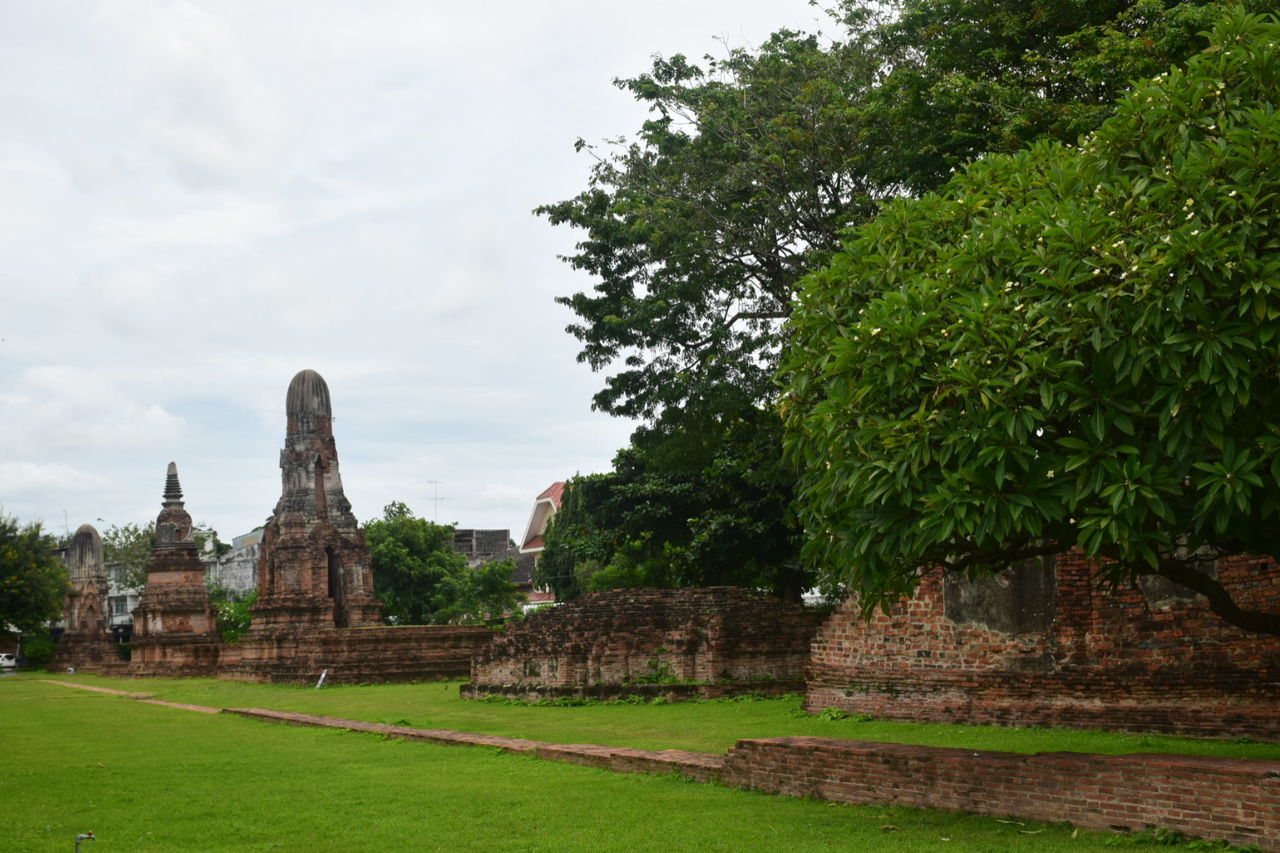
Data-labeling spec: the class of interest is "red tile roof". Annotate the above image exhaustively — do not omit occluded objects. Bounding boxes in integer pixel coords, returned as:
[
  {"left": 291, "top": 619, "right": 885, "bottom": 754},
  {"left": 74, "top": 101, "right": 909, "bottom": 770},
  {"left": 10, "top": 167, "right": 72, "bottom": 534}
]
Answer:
[{"left": 536, "top": 481, "right": 565, "bottom": 508}]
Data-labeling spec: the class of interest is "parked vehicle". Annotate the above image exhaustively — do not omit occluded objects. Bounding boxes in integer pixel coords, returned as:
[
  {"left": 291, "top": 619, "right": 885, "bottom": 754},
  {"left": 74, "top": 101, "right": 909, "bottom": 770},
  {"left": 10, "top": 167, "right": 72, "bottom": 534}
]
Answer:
[{"left": 0, "top": 652, "right": 17, "bottom": 668}]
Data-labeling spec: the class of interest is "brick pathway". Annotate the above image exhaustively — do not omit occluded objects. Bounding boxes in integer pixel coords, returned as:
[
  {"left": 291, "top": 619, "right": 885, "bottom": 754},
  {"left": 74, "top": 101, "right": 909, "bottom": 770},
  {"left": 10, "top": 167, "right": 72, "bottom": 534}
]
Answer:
[
  {"left": 40, "top": 680, "right": 722, "bottom": 779},
  {"left": 43, "top": 679, "right": 232, "bottom": 714}
]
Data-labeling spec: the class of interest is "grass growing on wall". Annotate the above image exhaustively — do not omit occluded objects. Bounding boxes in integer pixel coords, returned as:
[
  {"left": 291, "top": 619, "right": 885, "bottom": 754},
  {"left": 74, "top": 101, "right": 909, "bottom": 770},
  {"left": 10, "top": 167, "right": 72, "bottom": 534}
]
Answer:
[
  {"left": 21, "top": 672, "right": 1280, "bottom": 760},
  {"left": 2, "top": 677, "right": 1112, "bottom": 852}
]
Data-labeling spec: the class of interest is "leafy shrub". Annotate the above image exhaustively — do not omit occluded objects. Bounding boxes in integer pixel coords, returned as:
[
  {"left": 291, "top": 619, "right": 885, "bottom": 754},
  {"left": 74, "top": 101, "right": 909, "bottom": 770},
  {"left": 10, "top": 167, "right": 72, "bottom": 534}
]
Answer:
[
  {"left": 207, "top": 581, "right": 257, "bottom": 643},
  {"left": 21, "top": 633, "right": 56, "bottom": 668}
]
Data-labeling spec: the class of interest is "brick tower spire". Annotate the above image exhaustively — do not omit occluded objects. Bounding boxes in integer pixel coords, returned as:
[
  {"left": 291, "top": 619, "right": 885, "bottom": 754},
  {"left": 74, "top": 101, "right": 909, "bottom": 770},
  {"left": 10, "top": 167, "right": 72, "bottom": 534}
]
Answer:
[
  {"left": 251, "top": 370, "right": 382, "bottom": 630},
  {"left": 130, "top": 462, "right": 220, "bottom": 675}
]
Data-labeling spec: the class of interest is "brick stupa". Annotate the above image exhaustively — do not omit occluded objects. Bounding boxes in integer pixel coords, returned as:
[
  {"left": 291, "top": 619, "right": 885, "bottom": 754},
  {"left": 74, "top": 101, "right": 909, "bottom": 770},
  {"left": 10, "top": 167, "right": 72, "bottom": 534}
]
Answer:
[
  {"left": 130, "top": 462, "right": 220, "bottom": 674},
  {"left": 249, "top": 369, "right": 382, "bottom": 631},
  {"left": 50, "top": 524, "right": 116, "bottom": 671}
]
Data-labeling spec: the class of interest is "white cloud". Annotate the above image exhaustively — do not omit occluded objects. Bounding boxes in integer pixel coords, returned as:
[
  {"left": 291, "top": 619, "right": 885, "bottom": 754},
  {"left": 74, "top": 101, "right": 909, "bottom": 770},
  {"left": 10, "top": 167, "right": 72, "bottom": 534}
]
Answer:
[
  {"left": 0, "top": 366, "right": 188, "bottom": 454},
  {"left": 0, "top": 0, "right": 819, "bottom": 538},
  {"left": 93, "top": 0, "right": 284, "bottom": 191},
  {"left": 0, "top": 461, "right": 108, "bottom": 496}
]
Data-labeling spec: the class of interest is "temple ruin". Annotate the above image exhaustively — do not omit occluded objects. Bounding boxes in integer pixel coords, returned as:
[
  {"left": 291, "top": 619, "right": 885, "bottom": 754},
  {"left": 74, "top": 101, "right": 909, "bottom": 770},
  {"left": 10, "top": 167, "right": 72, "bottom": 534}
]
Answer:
[
  {"left": 129, "top": 463, "right": 221, "bottom": 675},
  {"left": 50, "top": 524, "right": 117, "bottom": 671},
  {"left": 464, "top": 587, "right": 825, "bottom": 702},
  {"left": 807, "top": 553, "right": 1280, "bottom": 739},
  {"left": 249, "top": 368, "right": 381, "bottom": 631},
  {"left": 224, "top": 369, "right": 490, "bottom": 683}
]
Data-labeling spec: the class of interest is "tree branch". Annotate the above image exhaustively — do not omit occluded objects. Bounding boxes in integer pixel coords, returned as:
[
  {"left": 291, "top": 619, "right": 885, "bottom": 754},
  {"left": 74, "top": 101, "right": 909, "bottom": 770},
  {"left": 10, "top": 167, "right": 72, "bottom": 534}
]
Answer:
[{"left": 1155, "top": 556, "right": 1280, "bottom": 637}]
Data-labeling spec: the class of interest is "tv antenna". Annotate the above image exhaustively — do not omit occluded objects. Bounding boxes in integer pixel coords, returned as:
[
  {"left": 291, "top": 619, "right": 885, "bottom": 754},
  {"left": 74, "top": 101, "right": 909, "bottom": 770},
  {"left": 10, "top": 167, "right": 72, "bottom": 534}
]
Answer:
[{"left": 423, "top": 480, "right": 448, "bottom": 521}]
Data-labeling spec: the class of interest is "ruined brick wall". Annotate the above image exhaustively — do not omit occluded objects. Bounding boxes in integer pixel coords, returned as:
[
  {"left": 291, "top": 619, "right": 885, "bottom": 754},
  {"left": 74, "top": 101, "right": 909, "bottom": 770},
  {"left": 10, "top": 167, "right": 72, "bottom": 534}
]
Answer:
[
  {"left": 808, "top": 554, "right": 1280, "bottom": 738},
  {"left": 720, "top": 737, "right": 1280, "bottom": 850},
  {"left": 223, "top": 625, "right": 492, "bottom": 685},
  {"left": 467, "top": 587, "right": 826, "bottom": 700}
]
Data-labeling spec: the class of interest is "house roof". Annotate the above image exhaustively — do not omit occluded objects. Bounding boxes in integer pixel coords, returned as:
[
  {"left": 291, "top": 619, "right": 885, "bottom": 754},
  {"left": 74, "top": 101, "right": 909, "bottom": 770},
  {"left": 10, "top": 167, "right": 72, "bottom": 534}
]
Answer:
[
  {"left": 536, "top": 481, "right": 565, "bottom": 507},
  {"left": 520, "top": 481, "right": 565, "bottom": 553}
]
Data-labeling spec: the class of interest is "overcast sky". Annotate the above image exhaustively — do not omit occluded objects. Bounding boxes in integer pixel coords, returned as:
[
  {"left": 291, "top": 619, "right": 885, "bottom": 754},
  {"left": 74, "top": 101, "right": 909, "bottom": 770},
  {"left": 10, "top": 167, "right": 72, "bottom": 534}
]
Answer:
[{"left": 0, "top": 0, "right": 825, "bottom": 544}]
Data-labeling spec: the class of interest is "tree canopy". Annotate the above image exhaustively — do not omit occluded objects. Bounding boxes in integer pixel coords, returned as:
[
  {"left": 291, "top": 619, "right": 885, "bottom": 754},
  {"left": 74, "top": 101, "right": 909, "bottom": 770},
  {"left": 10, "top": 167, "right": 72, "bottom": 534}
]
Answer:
[
  {"left": 539, "top": 0, "right": 1254, "bottom": 420},
  {"left": 783, "top": 10, "right": 1280, "bottom": 633},
  {"left": 0, "top": 515, "right": 69, "bottom": 634},
  {"left": 537, "top": 405, "right": 804, "bottom": 601},
  {"left": 100, "top": 521, "right": 154, "bottom": 590},
  {"left": 536, "top": 0, "right": 1259, "bottom": 599},
  {"left": 366, "top": 502, "right": 523, "bottom": 625}
]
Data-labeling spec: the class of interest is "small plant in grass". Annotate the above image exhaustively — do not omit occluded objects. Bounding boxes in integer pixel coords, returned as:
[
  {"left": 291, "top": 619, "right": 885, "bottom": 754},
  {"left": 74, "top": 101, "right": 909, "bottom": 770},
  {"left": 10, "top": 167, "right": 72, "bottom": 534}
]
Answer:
[
  {"left": 818, "top": 707, "right": 847, "bottom": 722},
  {"left": 629, "top": 657, "right": 677, "bottom": 685},
  {"left": 1105, "top": 826, "right": 1259, "bottom": 851},
  {"left": 730, "top": 692, "right": 767, "bottom": 703}
]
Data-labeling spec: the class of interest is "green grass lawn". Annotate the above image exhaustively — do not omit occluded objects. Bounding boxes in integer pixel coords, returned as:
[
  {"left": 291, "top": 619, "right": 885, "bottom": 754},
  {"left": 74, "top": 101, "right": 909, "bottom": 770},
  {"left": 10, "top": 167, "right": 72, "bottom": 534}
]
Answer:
[
  {"left": 23, "top": 671, "right": 1280, "bottom": 760},
  {"left": 1, "top": 676, "right": 1128, "bottom": 852}
]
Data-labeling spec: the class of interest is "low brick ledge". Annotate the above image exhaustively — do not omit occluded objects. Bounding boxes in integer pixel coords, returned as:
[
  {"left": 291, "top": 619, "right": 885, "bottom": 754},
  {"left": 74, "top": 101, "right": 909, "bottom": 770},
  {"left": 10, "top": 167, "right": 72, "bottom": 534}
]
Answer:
[
  {"left": 721, "top": 736, "right": 1280, "bottom": 850},
  {"left": 223, "top": 707, "right": 725, "bottom": 782}
]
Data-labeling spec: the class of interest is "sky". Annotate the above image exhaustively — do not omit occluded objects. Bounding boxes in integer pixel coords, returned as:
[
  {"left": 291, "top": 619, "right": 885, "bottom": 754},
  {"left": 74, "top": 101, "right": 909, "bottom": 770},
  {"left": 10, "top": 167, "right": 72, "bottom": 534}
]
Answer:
[{"left": 0, "top": 0, "right": 827, "bottom": 545}]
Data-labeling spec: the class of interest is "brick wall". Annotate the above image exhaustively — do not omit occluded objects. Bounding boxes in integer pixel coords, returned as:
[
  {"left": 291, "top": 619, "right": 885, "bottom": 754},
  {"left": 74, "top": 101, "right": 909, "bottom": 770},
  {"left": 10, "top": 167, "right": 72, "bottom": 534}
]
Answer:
[
  {"left": 467, "top": 587, "right": 826, "bottom": 700},
  {"left": 808, "top": 554, "right": 1280, "bottom": 738},
  {"left": 222, "top": 624, "right": 493, "bottom": 684},
  {"left": 720, "top": 737, "right": 1280, "bottom": 849}
]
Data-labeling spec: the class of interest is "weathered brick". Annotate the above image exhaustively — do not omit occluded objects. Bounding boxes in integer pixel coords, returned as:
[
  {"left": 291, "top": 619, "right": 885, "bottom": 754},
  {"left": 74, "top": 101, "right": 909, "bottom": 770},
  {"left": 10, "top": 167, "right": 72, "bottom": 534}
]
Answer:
[{"left": 808, "top": 554, "right": 1280, "bottom": 739}]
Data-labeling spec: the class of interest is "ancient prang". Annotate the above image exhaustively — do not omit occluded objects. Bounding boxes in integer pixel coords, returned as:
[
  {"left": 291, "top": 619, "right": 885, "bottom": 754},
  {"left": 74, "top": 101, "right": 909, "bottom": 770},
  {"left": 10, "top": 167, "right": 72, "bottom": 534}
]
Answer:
[
  {"left": 226, "top": 370, "right": 489, "bottom": 684},
  {"left": 129, "top": 462, "right": 220, "bottom": 674},
  {"left": 249, "top": 369, "right": 381, "bottom": 631},
  {"left": 50, "top": 524, "right": 116, "bottom": 670}
]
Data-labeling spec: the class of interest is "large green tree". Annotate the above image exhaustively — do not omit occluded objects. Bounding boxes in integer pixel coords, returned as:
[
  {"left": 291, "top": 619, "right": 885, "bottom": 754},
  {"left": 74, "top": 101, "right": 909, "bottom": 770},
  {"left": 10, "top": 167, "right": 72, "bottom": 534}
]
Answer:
[
  {"left": 783, "top": 10, "right": 1280, "bottom": 633},
  {"left": 367, "top": 502, "right": 465, "bottom": 625},
  {"left": 540, "top": 0, "right": 1253, "bottom": 418},
  {"left": 366, "top": 502, "right": 523, "bottom": 625},
  {"left": 431, "top": 559, "right": 524, "bottom": 625},
  {"left": 538, "top": 405, "right": 804, "bottom": 601},
  {"left": 0, "top": 515, "right": 69, "bottom": 634},
  {"left": 100, "top": 521, "right": 154, "bottom": 590},
  {"left": 862, "top": 0, "right": 1259, "bottom": 192},
  {"left": 537, "top": 0, "right": 1256, "bottom": 597}
]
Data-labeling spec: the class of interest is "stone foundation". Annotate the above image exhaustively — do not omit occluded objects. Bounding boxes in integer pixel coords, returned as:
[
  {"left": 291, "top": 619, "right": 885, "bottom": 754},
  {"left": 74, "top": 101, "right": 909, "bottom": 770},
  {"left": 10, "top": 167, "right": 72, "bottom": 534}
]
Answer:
[
  {"left": 807, "top": 553, "right": 1280, "bottom": 739},
  {"left": 49, "top": 632, "right": 127, "bottom": 674},
  {"left": 129, "top": 635, "right": 222, "bottom": 677},
  {"left": 466, "top": 587, "right": 826, "bottom": 701}
]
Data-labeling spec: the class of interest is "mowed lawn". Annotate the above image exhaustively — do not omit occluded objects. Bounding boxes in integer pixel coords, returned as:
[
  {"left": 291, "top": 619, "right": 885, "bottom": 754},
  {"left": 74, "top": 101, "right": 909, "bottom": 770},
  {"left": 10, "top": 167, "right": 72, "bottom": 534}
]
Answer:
[
  {"left": 24, "top": 671, "right": 1280, "bottom": 760},
  {"left": 0, "top": 677, "right": 1129, "bottom": 852}
]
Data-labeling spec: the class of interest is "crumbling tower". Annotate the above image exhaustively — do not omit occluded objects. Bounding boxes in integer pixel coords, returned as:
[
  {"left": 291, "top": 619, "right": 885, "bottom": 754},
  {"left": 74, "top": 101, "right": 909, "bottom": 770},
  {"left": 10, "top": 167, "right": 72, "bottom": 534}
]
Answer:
[
  {"left": 130, "top": 462, "right": 220, "bottom": 674},
  {"left": 50, "top": 524, "right": 116, "bottom": 670},
  {"left": 250, "top": 369, "right": 382, "bottom": 631}
]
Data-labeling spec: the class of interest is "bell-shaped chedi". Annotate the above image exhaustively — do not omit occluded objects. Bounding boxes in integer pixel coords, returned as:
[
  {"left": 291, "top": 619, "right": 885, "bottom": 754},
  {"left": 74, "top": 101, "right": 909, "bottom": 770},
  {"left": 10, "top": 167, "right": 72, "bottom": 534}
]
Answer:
[
  {"left": 130, "top": 462, "right": 220, "bottom": 674},
  {"left": 50, "top": 524, "right": 115, "bottom": 670},
  {"left": 250, "top": 369, "right": 382, "bottom": 631}
]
